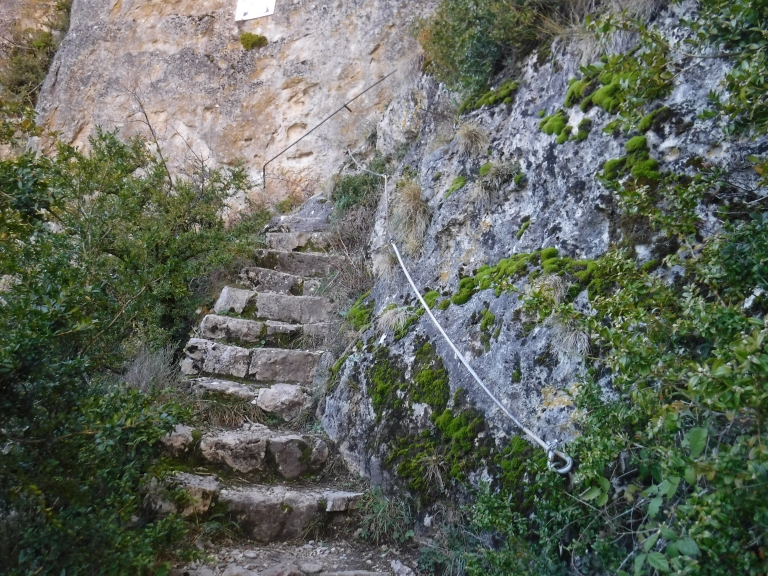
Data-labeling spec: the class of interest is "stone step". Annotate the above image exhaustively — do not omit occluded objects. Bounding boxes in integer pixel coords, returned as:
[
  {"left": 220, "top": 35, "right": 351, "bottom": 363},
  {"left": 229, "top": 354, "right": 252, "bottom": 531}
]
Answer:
[
  {"left": 239, "top": 266, "right": 322, "bottom": 296},
  {"left": 181, "top": 339, "right": 323, "bottom": 384},
  {"left": 266, "top": 231, "right": 330, "bottom": 252},
  {"left": 266, "top": 195, "right": 333, "bottom": 234},
  {"left": 148, "top": 473, "right": 364, "bottom": 544},
  {"left": 200, "top": 314, "right": 331, "bottom": 347},
  {"left": 161, "top": 424, "right": 329, "bottom": 479},
  {"left": 253, "top": 250, "right": 342, "bottom": 278},
  {"left": 214, "top": 287, "right": 334, "bottom": 325},
  {"left": 189, "top": 379, "right": 311, "bottom": 422},
  {"left": 222, "top": 485, "right": 363, "bottom": 543}
]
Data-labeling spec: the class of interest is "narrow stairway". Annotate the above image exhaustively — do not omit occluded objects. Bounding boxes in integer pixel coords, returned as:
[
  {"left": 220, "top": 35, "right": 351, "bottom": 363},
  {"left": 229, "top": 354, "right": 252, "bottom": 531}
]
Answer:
[{"left": 156, "top": 197, "right": 402, "bottom": 576}]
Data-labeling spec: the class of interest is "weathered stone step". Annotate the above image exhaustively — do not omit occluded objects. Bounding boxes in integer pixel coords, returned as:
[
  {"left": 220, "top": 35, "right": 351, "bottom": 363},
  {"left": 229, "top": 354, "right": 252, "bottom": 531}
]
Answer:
[
  {"left": 266, "top": 195, "right": 333, "bottom": 234},
  {"left": 181, "top": 339, "right": 323, "bottom": 384},
  {"left": 214, "top": 286, "right": 334, "bottom": 325},
  {"left": 254, "top": 250, "right": 342, "bottom": 278},
  {"left": 200, "top": 314, "right": 330, "bottom": 347},
  {"left": 161, "top": 424, "right": 329, "bottom": 479},
  {"left": 239, "top": 266, "right": 322, "bottom": 296},
  {"left": 189, "top": 380, "right": 311, "bottom": 422},
  {"left": 148, "top": 473, "right": 364, "bottom": 544},
  {"left": 266, "top": 231, "right": 330, "bottom": 252},
  {"left": 222, "top": 485, "right": 363, "bottom": 542}
]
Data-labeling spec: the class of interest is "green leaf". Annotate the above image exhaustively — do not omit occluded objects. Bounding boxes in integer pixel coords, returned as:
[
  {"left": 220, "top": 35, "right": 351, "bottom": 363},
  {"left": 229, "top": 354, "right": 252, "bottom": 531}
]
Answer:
[
  {"left": 660, "top": 526, "right": 676, "bottom": 540},
  {"left": 666, "top": 542, "right": 679, "bottom": 558},
  {"left": 688, "top": 427, "right": 708, "bottom": 458},
  {"left": 634, "top": 553, "right": 647, "bottom": 576},
  {"left": 644, "top": 531, "right": 660, "bottom": 552},
  {"left": 582, "top": 486, "right": 602, "bottom": 501},
  {"left": 684, "top": 466, "right": 697, "bottom": 485},
  {"left": 598, "top": 476, "right": 611, "bottom": 491},
  {"left": 647, "top": 552, "right": 669, "bottom": 571},
  {"left": 676, "top": 538, "right": 700, "bottom": 556},
  {"left": 648, "top": 496, "right": 663, "bottom": 518},
  {"left": 597, "top": 491, "right": 609, "bottom": 506}
]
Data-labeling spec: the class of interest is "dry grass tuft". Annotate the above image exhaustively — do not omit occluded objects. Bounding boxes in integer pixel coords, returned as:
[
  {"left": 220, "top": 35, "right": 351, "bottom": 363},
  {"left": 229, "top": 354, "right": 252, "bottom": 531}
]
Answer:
[
  {"left": 377, "top": 306, "right": 410, "bottom": 334},
  {"left": 123, "top": 345, "right": 182, "bottom": 393},
  {"left": 529, "top": 274, "right": 570, "bottom": 305},
  {"left": 456, "top": 122, "right": 490, "bottom": 158},
  {"left": 547, "top": 317, "right": 590, "bottom": 358},
  {"left": 372, "top": 248, "right": 399, "bottom": 281},
  {"left": 391, "top": 176, "right": 431, "bottom": 257}
]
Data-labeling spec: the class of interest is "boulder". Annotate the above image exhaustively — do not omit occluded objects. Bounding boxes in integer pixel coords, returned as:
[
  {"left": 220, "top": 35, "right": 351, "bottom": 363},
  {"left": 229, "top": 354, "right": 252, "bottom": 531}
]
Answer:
[
  {"left": 256, "top": 384, "right": 310, "bottom": 421},
  {"left": 267, "top": 435, "right": 328, "bottom": 479},
  {"left": 172, "top": 473, "right": 222, "bottom": 517},
  {"left": 221, "top": 567, "right": 258, "bottom": 576}
]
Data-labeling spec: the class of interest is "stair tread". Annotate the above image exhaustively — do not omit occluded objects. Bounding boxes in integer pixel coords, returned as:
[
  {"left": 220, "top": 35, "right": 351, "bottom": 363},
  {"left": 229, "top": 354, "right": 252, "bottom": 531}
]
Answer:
[
  {"left": 214, "top": 287, "right": 333, "bottom": 325},
  {"left": 200, "top": 314, "right": 331, "bottom": 345},
  {"left": 254, "top": 249, "right": 343, "bottom": 278},
  {"left": 266, "top": 231, "right": 330, "bottom": 252}
]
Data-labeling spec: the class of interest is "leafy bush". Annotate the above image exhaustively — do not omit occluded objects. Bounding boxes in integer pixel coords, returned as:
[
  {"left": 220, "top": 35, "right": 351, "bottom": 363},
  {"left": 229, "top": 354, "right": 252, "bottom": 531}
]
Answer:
[
  {"left": 239, "top": 32, "right": 268, "bottom": 51},
  {"left": 0, "top": 119, "right": 269, "bottom": 573},
  {"left": 0, "top": 0, "right": 72, "bottom": 104},
  {"left": 418, "top": 0, "right": 546, "bottom": 93}
]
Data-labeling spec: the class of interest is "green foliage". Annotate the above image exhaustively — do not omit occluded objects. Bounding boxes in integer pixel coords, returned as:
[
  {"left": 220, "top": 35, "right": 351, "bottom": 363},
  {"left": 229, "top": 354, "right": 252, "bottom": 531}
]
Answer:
[
  {"left": 345, "top": 291, "right": 374, "bottom": 330},
  {"left": 539, "top": 110, "right": 569, "bottom": 139},
  {"left": 417, "top": 0, "right": 545, "bottom": 92},
  {"left": 0, "top": 1, "right": 71, "bottom": 105},
  {"left": 575, "top": 117, "right": 592, "bottom": 141},
  {"left": 693, "top": 0, "right": 768, "bottom": 134},
  {"left": 239, "top": 32, "right": 268, "bottom": 51},
  {"left": 331, "top": 156, "right": 386, "bottom": 212},
  {"left": 357, "top": 488, "right": 414, "bottom": 545},
  {"left": 445, "top": 175, "right": 467, "bottom": 198},
  {"left": 0, "top": 128, "right": 268, "bottom": 572},
  {"left": 478, "top": 162, "right": 493, "bottom": 177},
  {"left": 516, "top": 219, "right": 530, "bottom": 239}
]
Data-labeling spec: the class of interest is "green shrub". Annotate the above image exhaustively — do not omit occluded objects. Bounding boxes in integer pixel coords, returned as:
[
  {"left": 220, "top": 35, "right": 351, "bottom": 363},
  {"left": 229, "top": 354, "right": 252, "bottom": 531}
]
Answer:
[
  {"left": 0, "top": 125, "right": 270, "bottom": 572},
  {"left": 239, "top": 32, "right": 268, "bottom": 50},
  {"left": 417, "top": 0, "right": 544, "bottom": 92},
  {"left": 332, "top": 156, "right": 386, "bottom": 212}
]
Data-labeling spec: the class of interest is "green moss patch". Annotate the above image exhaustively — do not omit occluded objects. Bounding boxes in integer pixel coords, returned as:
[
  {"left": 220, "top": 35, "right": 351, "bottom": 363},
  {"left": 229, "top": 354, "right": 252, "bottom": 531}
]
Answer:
[
  {"left": 240, "top": 33, "right": 268, "bottom": 51},
  {"left": 445, "top": 175, "right": 467, "bottom": 199},
  {"left": 346, "top": 291, "right": 374, "bottom": 330}
]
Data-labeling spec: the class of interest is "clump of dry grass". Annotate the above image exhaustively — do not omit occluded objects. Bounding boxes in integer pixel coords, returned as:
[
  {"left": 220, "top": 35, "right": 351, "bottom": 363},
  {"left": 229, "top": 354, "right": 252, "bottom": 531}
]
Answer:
[
  {"left": 391, "top": 176, "right": 431, "bottom": 257},
  {"left": 372, "top": 248, "right": 399, "bottom": 281},
  {"left": 123, "top": 345, "right": 182, "bottom": 393},
  {"left": 547, "top": 317, "right": 590, "bottom": 358},
  {"left": 456, "top": 122, "right": 490, "bottom": 158},
  {"left": 377, "top": 306, "right": 410, "bottom": 334},
  {"left": 528, "top": 273, "right": 569, "bottom": 305},
  {"left": 470, "top": 160, "right": 522, "bottom": 212}
]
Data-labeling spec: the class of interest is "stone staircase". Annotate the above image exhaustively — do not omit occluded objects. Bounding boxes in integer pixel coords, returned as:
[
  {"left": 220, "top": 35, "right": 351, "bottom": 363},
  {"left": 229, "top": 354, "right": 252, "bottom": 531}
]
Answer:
[{"left": 156, "top": 197, "right": 405, "bottom": 576}]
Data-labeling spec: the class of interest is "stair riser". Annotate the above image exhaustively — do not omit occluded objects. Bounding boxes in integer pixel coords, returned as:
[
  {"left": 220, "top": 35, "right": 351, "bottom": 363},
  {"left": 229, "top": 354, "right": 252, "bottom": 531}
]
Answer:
[
  {"left": 200, "top": 315, "right": 330, "bottom": 348},
  {"left": 254, "top": 250, "right": 342, "bottom": 278},
  {"left": 214, "top": 287, "right": 333, "bottom": 325},
  {"left": 181, "top": 339, "right": 322, "bottom": 384},
  {"left": 239, "top": 267, "right": 322, "bottom": 296},
  {"left": 266, "top": 231, "right": 330, "bottom": 252}
]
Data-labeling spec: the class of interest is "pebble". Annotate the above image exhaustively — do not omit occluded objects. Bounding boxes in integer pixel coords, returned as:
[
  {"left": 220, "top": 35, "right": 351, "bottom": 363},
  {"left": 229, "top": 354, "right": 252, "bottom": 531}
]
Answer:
[{"left": 243, "top": 551, "right": 258, "bottom": 559}]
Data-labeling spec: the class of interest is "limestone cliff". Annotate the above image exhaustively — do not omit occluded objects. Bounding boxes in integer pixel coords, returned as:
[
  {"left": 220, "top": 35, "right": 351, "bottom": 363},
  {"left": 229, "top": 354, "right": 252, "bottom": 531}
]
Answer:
[
  {"left": 321, "top": 1, "right": 767, "bottom": 494},
  {"left": 36, "top": 0, "right": 433, "bottom": 204}
]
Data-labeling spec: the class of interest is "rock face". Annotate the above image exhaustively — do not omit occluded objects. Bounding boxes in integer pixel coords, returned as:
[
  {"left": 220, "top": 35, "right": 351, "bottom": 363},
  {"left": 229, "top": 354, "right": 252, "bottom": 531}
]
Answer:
[
  {"left": 35, "top": 0, "right": 436, "bottom": 203},
  {"left": 256, "top": 383, "right": 310, "bottom": 421},
  {"left": 321, "top": 2, "right": 768, "bottom": 489}
]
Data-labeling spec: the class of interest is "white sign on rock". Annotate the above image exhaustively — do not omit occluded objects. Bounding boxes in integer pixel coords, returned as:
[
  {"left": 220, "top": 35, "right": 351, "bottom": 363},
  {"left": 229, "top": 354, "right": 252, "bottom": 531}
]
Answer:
[{"left": 235, "top": 0, "right": 277, "bottom": 21}]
